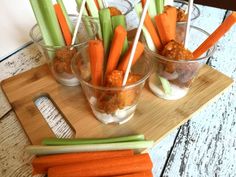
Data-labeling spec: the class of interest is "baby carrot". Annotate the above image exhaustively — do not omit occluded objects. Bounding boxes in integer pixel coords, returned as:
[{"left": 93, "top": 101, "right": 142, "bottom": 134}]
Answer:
[
  {"left": 54, "top": 4, "right": 72, "bottom": 46},
  {"left": 118, "top": 42, "right": 144, "bottom": 72},
  {"left": 193, "top": 12, "right": 236, "bottom": 58},
  {"left": 88, "top": 40, "right": 104, "bottom": 86},
  {"left": 114, "top": 171, "right": 153, "bottom": 177},
  {"left": 155, "top": 6, "right": 177, "bottom": 45},
  {"left": 105, "top": 25, "right": 127, "bottom": 77},
  {"left": 32, "top": 150, "right": 134, "bottom": 175},
  {"left": 48, "top": 153, "right": 153, "bottom": 177}
]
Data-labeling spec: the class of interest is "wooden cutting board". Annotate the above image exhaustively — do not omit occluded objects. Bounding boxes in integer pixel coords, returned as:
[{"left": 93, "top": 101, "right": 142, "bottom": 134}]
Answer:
[{"left": 1, "top": 64, "right": 233, "bottom": 145}]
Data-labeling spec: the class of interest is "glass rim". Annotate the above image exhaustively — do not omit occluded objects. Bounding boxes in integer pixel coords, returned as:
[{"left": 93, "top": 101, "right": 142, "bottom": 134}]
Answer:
[
  {"left": 29, "top": 14, "right": 98, "bottom": 50},
  {"left": 174, "top": 0, "right": 200, "bottom": 22},
  {"left": 72, "top": 44, "right": 152, "bottom": 91},
  {"left": 76, "top": 0, "right": 133, "bottom": 16},
  {"left": 145, "top": 25, "right": 216, "bottom": 63}
]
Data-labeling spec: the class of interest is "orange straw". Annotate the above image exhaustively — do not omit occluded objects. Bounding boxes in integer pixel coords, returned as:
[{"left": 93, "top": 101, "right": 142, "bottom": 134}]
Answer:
[{"left": 193, "top": 12, "right": 236, "bottom": 58}]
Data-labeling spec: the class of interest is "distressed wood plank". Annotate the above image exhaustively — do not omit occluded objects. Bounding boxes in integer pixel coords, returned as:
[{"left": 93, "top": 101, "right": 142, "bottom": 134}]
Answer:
[{"left": 162, "top": 7, "right": 236, "bottom": 177}]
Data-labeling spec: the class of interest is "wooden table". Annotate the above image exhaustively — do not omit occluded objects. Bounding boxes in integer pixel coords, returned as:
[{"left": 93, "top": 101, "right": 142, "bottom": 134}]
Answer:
[{"left": 0, "top": 4, "right": 235, "bottom": 177}]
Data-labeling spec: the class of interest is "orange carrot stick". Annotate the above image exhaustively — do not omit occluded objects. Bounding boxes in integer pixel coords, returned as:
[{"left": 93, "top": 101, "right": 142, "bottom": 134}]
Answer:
[
  {"left": 117, "top": 42, "right": 144, "bottom": 72},
  {"left": 140, "top": 0, "right": 162, "bottom": 50},
  {"left": 114, "top": 171, "right": 153, "bottom": 177},
  {"left": 94, "top": 0, "right": 100, "bottom": 10},
  {"left": 54, "top": 4, "right": 72, "bottom": 46},
  {"left": 105, "top": 25, "right": 127, "bottom": 77},
  {"left": 48, "top": 153, "right": 153, "bottom": 177},
  {"left": 32, "top": 150, "right": 134, "bottom": 175},
  {"left": 155, "top": 6, "right": 177, "bottom": 45},
  {"left": 193, "top": 12, "right": 236, "bottom": 58},
  {"left": 88, "top": 40, "right": 104, "bottom": 86}
]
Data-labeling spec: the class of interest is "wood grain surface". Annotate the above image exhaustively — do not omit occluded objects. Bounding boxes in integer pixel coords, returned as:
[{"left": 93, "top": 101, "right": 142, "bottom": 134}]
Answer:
[{"left": 1, "top": 63, "right": 232, "bottom": 145}]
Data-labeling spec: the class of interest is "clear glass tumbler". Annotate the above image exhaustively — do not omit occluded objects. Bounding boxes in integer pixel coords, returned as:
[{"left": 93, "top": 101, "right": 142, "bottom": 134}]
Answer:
[
  {"left": 29, "top": 15, "right": 98, "bottom": 86},
  {"left": 146, "top": 26, "right": 215, "bottom": 100},
  {"left": 71, "top": 44, "right": 152, "bottom": 124}
]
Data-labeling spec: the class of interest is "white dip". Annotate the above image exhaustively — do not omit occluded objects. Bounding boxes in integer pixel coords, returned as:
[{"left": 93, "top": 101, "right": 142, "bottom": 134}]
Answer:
[
  {"left": 89, "top": 97, "right": 136, "bottom": 124},
  {"left": 148, "top": 73, "right": 188, "bottom": 100}
]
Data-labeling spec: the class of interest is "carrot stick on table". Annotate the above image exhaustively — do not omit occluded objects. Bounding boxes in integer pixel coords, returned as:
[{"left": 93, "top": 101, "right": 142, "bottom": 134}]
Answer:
[
  {"left": 32, "top": 150, "right": 134, "bottom": 175},
  {"left": 114, "top": 171, "right": 153, "bottom": 177},
  {"left": 155, "top": 6, "right": 177, "bottom": 45},
  {"left": 118, "top": 42, "right": 144, "bottom": 72},
  {"left": 48, "top": 153, "right": 153, "bottom": 177},
  {"left": 193, "top": 12, "right": 236, "bottom": 58},
  {"left": 54, "top": 4, "right": 72, "bottom": 45},
  {"left": 105, "top": 25, "right": 127, "bottom": 78},
  {"left": 88, "top": 40, "right": 104, "bottom": 86}
]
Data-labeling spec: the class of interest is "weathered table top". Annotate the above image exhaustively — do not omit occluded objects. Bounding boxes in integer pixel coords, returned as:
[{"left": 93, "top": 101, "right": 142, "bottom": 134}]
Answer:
[{"left": 0, "top": 4, "right": 236, "bottom": 177}]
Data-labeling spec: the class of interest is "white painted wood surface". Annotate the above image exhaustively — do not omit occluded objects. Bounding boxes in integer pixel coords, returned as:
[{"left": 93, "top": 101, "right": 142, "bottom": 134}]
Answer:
[
  {"left": 0, "top": 3, "right": 235, "bottom": 177},
  {"left": 162, "top": 8, "right": 236, "bottom": 177}
]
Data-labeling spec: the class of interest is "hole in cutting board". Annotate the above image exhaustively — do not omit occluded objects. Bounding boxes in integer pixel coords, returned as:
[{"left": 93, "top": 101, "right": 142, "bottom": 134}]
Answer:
[{"left": 34, "top": 95, "right": 75, "bottom": 138}]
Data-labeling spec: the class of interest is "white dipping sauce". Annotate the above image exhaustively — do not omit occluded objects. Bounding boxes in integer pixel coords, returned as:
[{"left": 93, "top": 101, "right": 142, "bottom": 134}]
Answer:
[{"left": 148, "top": 73, "right": 189, "bottom": 100}]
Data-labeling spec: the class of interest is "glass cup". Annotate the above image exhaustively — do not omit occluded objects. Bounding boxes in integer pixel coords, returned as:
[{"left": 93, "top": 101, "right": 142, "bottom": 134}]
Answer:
[
  {"left": 29, "top": 15, "right": 98, "bottom": 86},
  {"left": 71, "top": 44, "right": 152, "bottom": 124},
  {"left": 146, "top": 26, "right": 215, "bottom": 100},
  {"left": 175, "top": 0, "right": 200, "bottom": 43}
]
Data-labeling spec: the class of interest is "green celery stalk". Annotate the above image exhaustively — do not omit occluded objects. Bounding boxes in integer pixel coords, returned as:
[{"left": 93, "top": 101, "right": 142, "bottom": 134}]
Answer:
[
  {"left": 156, "top": 0, "right": 164, "bottom": 15},
  {"left": 111, "top": 15, "right": 129, "bottom": 56},
  {"left": 75, "top": 0, "right": 94, "bottom": 38},
  {"left": 56, "top": 0, "right": 74, "bottom": 33},
  {"left": 30, "top": 0, "right": 65, "bottom": 46},
  {"left": 42, "top": 134, "right": 145, "bottom": 145},
  {"left": 80, "top": 0, "right": 102, "bottom": 39},
  {"left": 97, "top": 0, "right": 104, "bottom": 9},
  {"left": 148, "top": 0, "right": 158, "bottom": 19},
  {"left": 26, "top": 141, "right": 154, "bottom": 155},
  {"left": 159, "top": 76, "right": 172, "bottom": 95},
  {"left": 99, "top": 8, "right": 113, "bottom": 59}
]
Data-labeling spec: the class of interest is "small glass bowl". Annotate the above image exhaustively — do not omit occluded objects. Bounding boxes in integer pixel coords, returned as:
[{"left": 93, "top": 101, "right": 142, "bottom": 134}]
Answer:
[
  {"left": 146, "top": 26, "right": 215, "bottom": 100},
  {"left": 29, "top": 15, "right": 98, "bottom": 86},
  {"left": 71, "top": 44, "right": 152, "bottom": 124}
]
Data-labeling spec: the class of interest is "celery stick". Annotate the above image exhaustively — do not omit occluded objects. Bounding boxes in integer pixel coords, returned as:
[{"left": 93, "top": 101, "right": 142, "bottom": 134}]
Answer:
[
  {"left": 42, "top": 134, "right": 145, "bottom": 145},
  {"left": 37, "top": 0, "right": 65, "bottom": 46},
  {"left": 142, "top": 26, "right": 156, "bottom": 52},
  {"left": 29, "top": 0, "right": 53, "bottom": 46},
  {"left": 86, "top": 0, "right": 99, "bottom": 18},
  {"left": 26, "top": 141, "right": 154, "bottom": 155},
  {"left": 156, "top": 0, "right": 164, "bottom": 15},
  {"left": 148, "top": 0, "right": 158, "bottom": 19},
  {"left": 97, "top": 0, "right": 104, "bottom": 9},
  {"left": 57, "top": 0, "right": 74, "bottom": 33},
  {"left": 75, "top": 0, "right": 94, "bottom": 38},
  {"left": 79, "top": 0, "right": 102, "bottom": 39},
  {"left": 111, "top": 15, "right": 129, "bottom": 56},
  {"left": 159, "top": 76, "right": 172, "bottom": 95},
  {"left": 99, "top": 8, "right": 113, "bottom": 58}
]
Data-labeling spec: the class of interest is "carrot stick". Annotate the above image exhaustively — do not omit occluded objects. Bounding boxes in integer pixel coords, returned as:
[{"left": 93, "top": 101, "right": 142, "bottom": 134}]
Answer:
[
  {"left": 105, "top": 25, "right": 127, "bottom": 77},
  {"left": 118, "top": 42, "right": 144, "bottom": 72},
  {"left": 155, "top": 6, "right": 177, "bottom": 45},
  {"left": 32, "top": 150, "right": 134, "bottom": 175},
  {"left": 114, "top": 171, "right": 153, "bottom": 177},
  {"left": 88, "top": 40, "right": 104, "bottom": 86},
  {"left": 94, "top": 0, "right": 100, "bottom": 10},
  {"left": 193, "top": 12, "right": 236, "bottom": 58},
  {"left": 54, "top": 4, "right": 72, "bottom": 46},
  {"left": 48, "top": 153, "right": 153, "bottom": 177}
]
